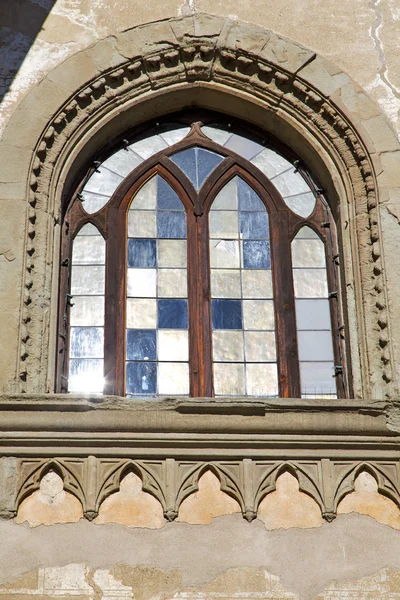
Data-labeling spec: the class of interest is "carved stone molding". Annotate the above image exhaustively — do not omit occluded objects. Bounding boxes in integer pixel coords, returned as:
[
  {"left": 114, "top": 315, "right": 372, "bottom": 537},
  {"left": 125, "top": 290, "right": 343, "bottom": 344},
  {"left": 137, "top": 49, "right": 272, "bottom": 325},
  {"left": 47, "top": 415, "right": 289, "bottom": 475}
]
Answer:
[{"left": 15, "top": 14, "right": 390, "bottom": 397}]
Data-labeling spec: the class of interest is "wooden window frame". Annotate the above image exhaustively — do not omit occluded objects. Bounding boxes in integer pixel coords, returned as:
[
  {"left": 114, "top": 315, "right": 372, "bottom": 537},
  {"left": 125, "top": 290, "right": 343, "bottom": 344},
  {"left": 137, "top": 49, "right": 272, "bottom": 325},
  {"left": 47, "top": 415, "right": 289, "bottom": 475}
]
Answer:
[{"left": 57, "top": 119, "right": 348, "bottom": 399}]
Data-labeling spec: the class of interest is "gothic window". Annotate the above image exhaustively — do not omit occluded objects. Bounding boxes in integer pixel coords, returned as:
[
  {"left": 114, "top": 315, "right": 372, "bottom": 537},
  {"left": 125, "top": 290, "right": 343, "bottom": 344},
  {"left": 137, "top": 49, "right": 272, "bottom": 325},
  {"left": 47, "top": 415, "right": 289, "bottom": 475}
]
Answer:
[{"left": 58, "top": 115, "right": 347, "bottom": 399}]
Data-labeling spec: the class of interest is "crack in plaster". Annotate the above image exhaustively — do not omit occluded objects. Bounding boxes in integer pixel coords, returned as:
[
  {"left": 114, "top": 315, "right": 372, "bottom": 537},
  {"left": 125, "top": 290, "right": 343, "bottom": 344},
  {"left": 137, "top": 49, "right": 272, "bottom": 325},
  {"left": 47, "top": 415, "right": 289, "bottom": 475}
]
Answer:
[{"left": 367, "top": 0, "right": 400, "bottom": 128}]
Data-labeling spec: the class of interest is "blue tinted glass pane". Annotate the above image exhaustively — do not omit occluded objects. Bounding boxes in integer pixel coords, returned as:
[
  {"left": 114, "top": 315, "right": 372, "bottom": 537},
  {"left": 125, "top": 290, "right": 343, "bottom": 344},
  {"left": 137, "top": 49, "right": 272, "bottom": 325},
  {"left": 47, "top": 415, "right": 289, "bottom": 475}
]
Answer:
[
  {"left": 158, "top": 212, "right": 186, "bottom": 238},
  {"left": 243, "top": 241, "right": 271, "bottom": 269},
  {"left": 170, "top": 148, "right": 197, "bottom": 188},
  {"left": 197, "top": 148, "right": 223, "bottom": 189},
  {"left": 126, "top": 362, "right": 157, "bottom": 395},
  {"left": 240, "top": 212, "right": 269, "bottom": 239},
  {"left": 158, "top": 299, "right": 188, "bottom": 329},
  {"left": 238, "top": 178, "right": 264, "bottom": 210},
  {"left": 126, "top": 329, "right": 157, "bottom": 361},
  {"left": 157, "top": 177, "right": 184, "bottom": 210},
  {"left": 212, "top": 299, "right": 242, "bottom": 330},
  {"left": 127, "top": 239, "right": 156, "bottom": 268}
]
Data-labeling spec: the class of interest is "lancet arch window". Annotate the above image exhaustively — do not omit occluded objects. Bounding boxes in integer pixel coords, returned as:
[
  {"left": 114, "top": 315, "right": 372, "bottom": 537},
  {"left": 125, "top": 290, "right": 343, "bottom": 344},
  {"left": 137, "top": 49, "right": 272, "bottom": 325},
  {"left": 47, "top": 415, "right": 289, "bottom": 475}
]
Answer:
[{"left": 58, "top": 115, "right": 347, "bottom": 399}]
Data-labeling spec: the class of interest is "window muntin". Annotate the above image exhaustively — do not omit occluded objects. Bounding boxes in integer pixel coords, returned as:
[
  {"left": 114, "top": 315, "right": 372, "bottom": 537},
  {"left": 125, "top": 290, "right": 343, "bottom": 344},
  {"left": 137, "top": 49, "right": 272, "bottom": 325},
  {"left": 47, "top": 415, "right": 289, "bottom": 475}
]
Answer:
[{"left": 60, "top": 117, "right": 347, "bottom": 399}]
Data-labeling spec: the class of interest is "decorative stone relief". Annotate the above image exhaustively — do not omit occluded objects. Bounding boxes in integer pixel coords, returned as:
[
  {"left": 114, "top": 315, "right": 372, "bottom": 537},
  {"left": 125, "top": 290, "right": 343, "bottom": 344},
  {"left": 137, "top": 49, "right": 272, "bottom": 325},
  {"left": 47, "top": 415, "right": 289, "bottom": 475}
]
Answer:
[{"left": 14, "top": 14, "right": 391, "bottom": 398}]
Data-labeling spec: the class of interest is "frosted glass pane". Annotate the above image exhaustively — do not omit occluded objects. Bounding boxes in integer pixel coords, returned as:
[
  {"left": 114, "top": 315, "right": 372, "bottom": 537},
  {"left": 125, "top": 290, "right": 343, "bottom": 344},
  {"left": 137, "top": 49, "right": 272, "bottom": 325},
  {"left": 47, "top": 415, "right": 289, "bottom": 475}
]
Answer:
[
  {"left": 211, "top": 269, "right": 241, "bottom": 298},
  {"left": 272, "top": 168, "right": 309, "bottom": 197},
  {"left": 161, "top": 127, "right": 190, "bottom": 146},
  {"left": 158, "top": 240, "right": 187, "bottom": 268},
  {"left": 69, "top": 359, "right": 104, "bottom": 393},
  {"left": 214, "top": 363, "right": 245, "bottom": 396},
  {"left": 84, "top": 168, "right": 123, "bottom": 196},
  {"left": 211, "top": 178, "right": 238, "bottom": 210},
  {"left": 158, "top": 362, "right": 189, "bottom": 395},
  {"left": 70, "top": 296, "right": 104, "bottom": 326},
  {"left": 71, "top": 266, "right": 105, "bottom": 295},
  {"left": 295, "top": 226, "right": 319, "bottom": 239},
  {"left": 243, "top": 300, "right": 274, "bottom": 330},
  {"left": 293, "top": 270, "right": 328, "bottom": 298},
  {"left": 127, "top": 211, "right": 156, "bottom": 238},
  {"left": 224, "top": 133, "right": 264, "bottom": 160},
  {"left": 128, "top": 135, "right": 168, "bottom": 159},
  {"left": 127, "top": 269, "right": 157, "bottom": 298},
  {"left": 209, "top": 239, "right": 240, "bottom": 268},
  {"left": 250, "top": 148, "right": 292, "bottom": 179},
  {"left": 202, "top": 126, "right": 232, "bottom": 145},
  {"left": 158, "top": 269, "right": 187, "bottom": 298},
  {"left": 300, "top": 362, "right": 335, "bottom": 395},
  {"left": 209, "top": 211, "right": 238, "bottom": 239},
  {"left": 101, "top": 149, "right": 143, "bottom": 177},
  {"left": 72, "top": 236, "right": 105, "bottom": 265},
  {"left": 213, "top": 331, "right": 244, "bottom": 362},
  {"left": 284, "top": 192, "right": 316, "bottom": 218},
  {"left": 126, "top": 298, "right": 157, "bottom": 328},
  {"left": 70, "top": 327, "right": 103, "bottom": 358},
  {"left": 158, "top": 330, "right": 188, "bottom": 361},
  {"left": 244, "top": 331, "right": 276, "bottom": 362},
  {"left": 292, "top": 239, "right": 326, "bottom": 268},
  {"left": 130, "top": 177, "right": 157, "bottom": 210},
  {"left": 295, "top": 299, "right": 331, "bottom": 330},
  {"left": 80, "top": 191, "right": 109, "bottom": 214},
  {"left": 246, "top": 363, "right": 278, "bottom": 396},
  {"left": 242, "top": 270, "right": 273, "bottom": 299},
  {"left": 298, "top": 330, "right": 334, "bottom": 361},
  {"left": 77, "top": 223, "right": 101, "bottom": 236}
]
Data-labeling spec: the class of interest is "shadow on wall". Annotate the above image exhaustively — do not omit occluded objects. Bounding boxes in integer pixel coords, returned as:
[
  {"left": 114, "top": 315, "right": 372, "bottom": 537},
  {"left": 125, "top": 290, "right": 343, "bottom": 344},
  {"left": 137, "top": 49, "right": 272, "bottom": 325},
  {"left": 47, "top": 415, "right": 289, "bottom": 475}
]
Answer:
[{"left": 0, "top": 0, "right": 57, "bottom": 104}]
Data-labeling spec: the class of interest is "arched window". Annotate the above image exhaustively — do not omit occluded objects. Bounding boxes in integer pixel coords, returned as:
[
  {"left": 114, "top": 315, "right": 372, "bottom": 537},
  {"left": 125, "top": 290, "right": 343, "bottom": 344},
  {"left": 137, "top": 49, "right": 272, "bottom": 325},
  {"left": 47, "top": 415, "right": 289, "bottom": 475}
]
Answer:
[{"left": 58, "top": 114, "right": 347, "bottom": 399}]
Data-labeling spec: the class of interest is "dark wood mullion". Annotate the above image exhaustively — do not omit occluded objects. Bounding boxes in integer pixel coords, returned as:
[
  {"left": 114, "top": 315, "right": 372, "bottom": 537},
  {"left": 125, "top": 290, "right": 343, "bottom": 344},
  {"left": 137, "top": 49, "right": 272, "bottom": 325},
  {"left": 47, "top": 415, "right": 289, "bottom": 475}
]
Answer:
[
  {"left": 273, "top": 211, "right": 301, "bottom": 398},
  {"left": 198, "top": 213, "right": 213, "bottom": 397}
]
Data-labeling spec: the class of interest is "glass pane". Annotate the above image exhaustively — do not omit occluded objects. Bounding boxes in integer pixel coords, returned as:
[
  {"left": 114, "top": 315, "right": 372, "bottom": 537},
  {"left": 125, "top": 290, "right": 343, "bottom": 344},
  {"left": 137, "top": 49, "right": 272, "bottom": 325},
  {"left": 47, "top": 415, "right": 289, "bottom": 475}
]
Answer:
[
  {"left": 69, "top": 359, "right": 104, "bottom": 393},
  {"left": 84, "top": 168, "right": 123, "bottom": 196},
  {"left": 170, "top": 147, "right": 223, "bottom": 190},
  {"left": 80, "top": 191, "right": 109, "bottom": 214},
  {"left": 295, "top": 226, "right": 319, "bottom": 239},
  {"left": 157, "top": 212, "right": 186, "bottom": 239},
  {"left": 158, "top": 299, "right": 188, "bottom": 329},
  {"left": 157, "top": 177, "right": 184, "bottom": 210},
  {"left": 77, "top": 223, "right": 101, "bottom": 236},
  {"left": 243, "top": 300, "right": 274, "bottom": 330},
  {"left": 71, "top": 266, "right": 105, "bottom": 295},
  {"left": 300, "top": 362, "right": 335, "bottom": 395},
  {"left": 224, "top": 133, "right": 263, "bottom": 160},
  {"left": 126, "top": 329, "right": 157, "bottom": 361},
  {"left": 250, "top": 148, "right": 292, "bottom": 179},
  {"left": 127, "top": 211, "right": 156, "bottom": 238},
  {"left": 244, "top": 331, "right": 276, "bottom": 362},
  {"left": 131, "top": 177, "right": 157, "bottom": 210},
  {"left": 213, "top": 331, "right": 244, "bottom": 362},
  {"left": 242, "top": 240, "right": 271, "bottom": 269},
  {"left": 238, "top": 178, "right": 265, "bottom": 210},
  {"left": 201, "top": 126, "right": 232, "bottom": 146},
  {"left": 158, "top": 240, "right": 187, "bottom": 268},
  {"left": 242, "top": 270, "right": 273, "bottom": 299},
  {"left": 158, "top": 269, "right": 187, "bottom": 298},
  {"left": 70, "top": 296, "right": 105, "bottom": 327},
  {"left": 239, "top": 212, "right": 269, "bottom": 239},
  {"left": 212, "top": 177, "right": 238, "bottom": 210},
  {"left": 297, "top": 330, "right": 334, "bottom": 361},
  {"left": 126, "top": 362, "right": 157, "bottom": 395},
  {"left": 158, "top": 363, "right": 189, "bottom": 395},
  {"left": 284, "top": 192, "right": 316, "bottom": 218},
  {"left": 292, "top": 239, "right": 326, "bottom": 268},
  {"left": 158, "top": 330, "right": 188, "bottom": 361},
  {"left": 214, "top": 363, "right": 245, "bottom": 396},
  {"left": 209, "top": 240, "right": 240, "bottom": 269},
  {"left": 271, "top": 168, "right": 309, "bottom": 197},
  {"left": 293, "top": 269, "right": 328, "bottom": 298},
  {"left": 126, "top": 298, "right": 157, "bottom": 329},
  {"left": 126, "top": 269, "right": 157, "bottom": 298},
  {"left": 72, "top": 236, "right": 105, "bottom": 265},
  {"left": 128, "top": 135, "right": 168, "bottom": 159},
  {"left": 246, "top": 363, "right": 278, "bottom": 396},
  {"left": 128, "top": 239, "right": 157, "bottom": 268},
  {"left": 101, "top": 149, "right": 143, "bottom": 178},
  {"left": 70, "top": 327, "right": 104, "bottom": 358},
  {"left": 211, "top": 269, "right": 241, "bottom": 298},
  {"left": 295, "top": 299, "right": 331, "bottom": 330},
  {"left": 211, "top": 299, "right": 242, "bottom": 330},
  {"left": 160, "top": 127, "right": 190, "bottom": 146},
  {"left": 209, "top": 211, "right": 239, "bottom": 239}
]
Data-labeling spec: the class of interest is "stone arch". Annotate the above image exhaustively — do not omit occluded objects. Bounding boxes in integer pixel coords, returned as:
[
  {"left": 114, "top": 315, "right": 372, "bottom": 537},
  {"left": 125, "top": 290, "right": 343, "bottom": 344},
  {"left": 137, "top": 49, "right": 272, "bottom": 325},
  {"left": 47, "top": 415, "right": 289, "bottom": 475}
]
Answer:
[{"left": 2, "top": 14, "right": 399, "bottom": 398}]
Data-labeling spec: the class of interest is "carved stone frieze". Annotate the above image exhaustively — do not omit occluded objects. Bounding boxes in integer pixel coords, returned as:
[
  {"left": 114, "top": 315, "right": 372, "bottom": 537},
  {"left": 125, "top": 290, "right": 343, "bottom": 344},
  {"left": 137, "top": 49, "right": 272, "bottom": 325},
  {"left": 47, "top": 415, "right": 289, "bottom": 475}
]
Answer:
[{"left": 15, "top": 14, "right": 390, "bottom": 397}]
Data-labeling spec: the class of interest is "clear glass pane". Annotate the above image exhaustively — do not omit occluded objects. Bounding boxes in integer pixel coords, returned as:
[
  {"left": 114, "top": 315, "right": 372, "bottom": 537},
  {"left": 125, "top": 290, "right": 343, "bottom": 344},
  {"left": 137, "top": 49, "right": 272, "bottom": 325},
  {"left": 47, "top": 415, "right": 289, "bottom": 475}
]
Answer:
[
  {"left": 243, "top": 300, "right": 274, "bottom": 330},
  {"left": 69, "top": 359, "right": 104, "bottom": 393},
  {"left": 244, "top": 331, "right": 276, "bottom": 362},
  {"left": 272, "top": 168, "right": 309, "bottom": 197},
  {"left": 224, "top": 133, "right": 263, "bottom": 160},
  {"left": 158, "top": 240, "right": 187, "bottom": 268},
  {"left": 160, "top": 127, "right": 190, "bottom": 146},
  {"left": 101, "top": 149, "right": 143, "bottom": 178},
  {"left": 211, "top": 269, "right": 241, "bottom": 298},
  {"left": 242, "top": 270, "right": 273, "bottom": 299},
  {"left": 71, "top": 266, "right": 105, "bottom": 295},
  {"left": 209, "top": 239, "right": 240, "bottom": 269},
  {"left": 70, "top": 327, "right": 104, "bottom": 358},
  {"left": 77, "top": 223, "right": 101, "bottom": 236},
  {"left": 292, "top": 239, "right": 326, "bottom": 268},
  {"left": 128, "top": 135, "right": 168, "bottom": 159},
  {"left": 295, "top": 299, "right": 331, "bottom": 330},
  {"left": 126, "top": 298, "right": 157, "bottom": 329},
  {"left": 80, "top": 192, "right": 109, "bottom": 214},
  {"left": 297, "top": 330, "right": 334, "bottom": 361},
  {"left": 212, "top": 177, "right": 238, "bottom": 210},
  {"left": 130, "top": 177, "right": 157, "bottom": 210},
  {"left": 201, "top": 126, "right": 232, "bottom": 146},
  {"left": 127, "top": 211, "right": 156, "bottom": 238},
  {"left": 213, "top": 331, "right": 244, "bottom": 362},
  {"left": 250, "top": 148, "right": 292, "bottom": 179},
  {"left": 72, "top": 236, "right": 105, "bottom": 265},
  {"left": 126, "top": 269, "right": 157, "bottom": 298},
  {"left": 209, "top": 211, "right": 239, "bottom": 239},
  {"left": 84, "top": 168, "right": 123, "bottom": 196},
  {"left": 158, "top": 330, "right": 188, "bottom": 361},
  {"left": 293, "top": 269, "right": 328, "bottom": 298},
  {"left": 158, "top": 269, "right": 187, "bottom": 298},
  {"left": 300, "top": 362, "right": 335, "bottom": 396},
  {"left": 284, "top": 192, "right": 316, "bottom": 218},
  {"left": 214, "top": 363, "right": 245, "bottom": 396},
  {"left": 295, "top": 226, "right": 319, "bottom": 239},
  {"left": 70, "top": 296, "right": 104, "bottom": 327},
  {"left": 158, "top": 363, "right": 189, "bottom": 395},
  {"left": 246, "top": 363, "right": 278, "bottom": 396}
]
